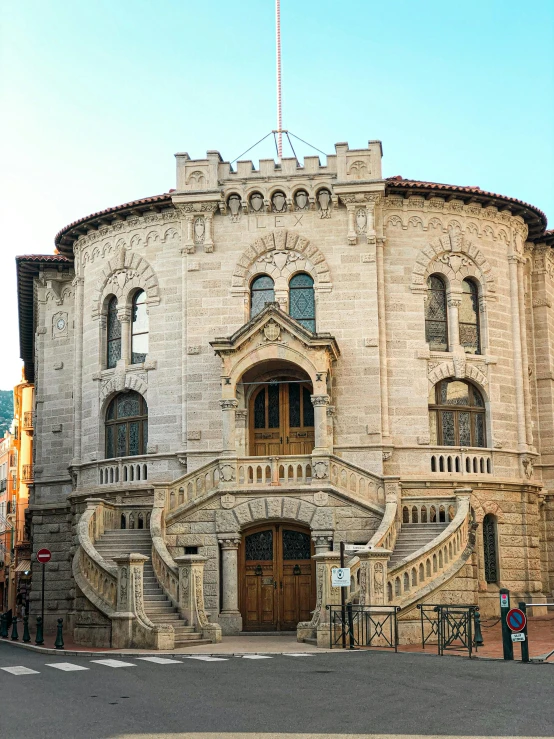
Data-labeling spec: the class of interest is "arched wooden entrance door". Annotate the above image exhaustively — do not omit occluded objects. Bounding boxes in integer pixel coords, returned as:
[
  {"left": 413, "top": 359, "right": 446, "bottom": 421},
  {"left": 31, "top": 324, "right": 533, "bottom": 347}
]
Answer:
[
  {"left": 249, "top": 381, "right": 314, "bottom": 456},
  {"left": 240, "top": 523, "right": 315, "bottom": 631}
]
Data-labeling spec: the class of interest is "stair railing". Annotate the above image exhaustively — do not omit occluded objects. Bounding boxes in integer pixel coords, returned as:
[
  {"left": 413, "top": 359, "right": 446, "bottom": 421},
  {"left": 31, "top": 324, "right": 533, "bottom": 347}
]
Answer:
[
  {"left": 387, "top": 494, "right": 475, "bottom": 611},
  {"left": 150, "top": 494, "right": 179, "bottom": 610}
]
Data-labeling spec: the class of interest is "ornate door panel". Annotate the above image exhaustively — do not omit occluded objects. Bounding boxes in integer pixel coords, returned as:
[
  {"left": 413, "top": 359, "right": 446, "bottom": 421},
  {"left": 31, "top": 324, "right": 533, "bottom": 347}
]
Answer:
[
  {"left": 240, "top": 524, "right": 315, "bottom": 631},
  {"left": 249, "top": 382, "right": 314, "bottom": 456}
]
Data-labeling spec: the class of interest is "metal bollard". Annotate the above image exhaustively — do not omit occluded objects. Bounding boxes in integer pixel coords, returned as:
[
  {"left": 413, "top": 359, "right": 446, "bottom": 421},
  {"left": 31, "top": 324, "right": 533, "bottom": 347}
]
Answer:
[
  {"left": 0, "top": 613, "right": 7, "bottom": 639},
  {"left": 54, "top": 618, "right": 64, "bottom": 649},
  {"left": 473, "top": 608, "right": 484, "bottom": 648},
  {"left": 11, "top": 617, "right": 19, "bottom": 641},
  {"left": 35, "top": 616, "right": 44, "bottom": 646},
  {"left": 22, "top": 616, "right": 31, "bottom": 643}
]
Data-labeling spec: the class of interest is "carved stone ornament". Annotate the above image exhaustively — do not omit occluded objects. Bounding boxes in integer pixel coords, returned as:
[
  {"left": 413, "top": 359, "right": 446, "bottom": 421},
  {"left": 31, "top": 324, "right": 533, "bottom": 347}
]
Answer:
[
  {"left": 382, "top": 451, "right": 392, "bottom": 461},
  {"left": 272, "top": 192, "right": 287, "bottom": 213},
  {"left": 356, "top": 208, "right": 367, "bottom": 234},
  {"left": 257, "top": 249, "right": 300, "bottom": 272},
  {"left": 219, "top": 463, "right": 236, "bottom": 483},
  {"left": 221, "top": 493, "right": 236, "bottom": 509},
  {"left": 295, "top": 190, "right": 309, "bottom": 210},
  {"left": 263, "top": 320, "right": 281, "bottom": 342},
  {"left": 317, "top": 189, "right": 331, "bottom": 218},
  {"left": 312, "top": 461, "right": 329, "bottom": 480},
  {"left": 250, "top": 192, "right": 264, "bottom": 212},
  {"left": 373, "top": 562, "right": 384, "bottom": 597},
  {"left": 228, "top": 194, "right": 241, "bottom": 222},
  {"left": 313, "top": 491, "right": 328, "bottom": 507},
  {"left": 522, "top": 456, "right": 534, "bottom": 479},
  {"left": 193, "top": 217, "right": 205, "bottom": 244}
]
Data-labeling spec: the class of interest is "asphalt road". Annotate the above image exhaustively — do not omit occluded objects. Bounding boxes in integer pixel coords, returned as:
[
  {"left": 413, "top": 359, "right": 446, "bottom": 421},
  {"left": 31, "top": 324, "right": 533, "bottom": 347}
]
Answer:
[{"left": 0, "top": 642, "right": 553, "bottom": 739}]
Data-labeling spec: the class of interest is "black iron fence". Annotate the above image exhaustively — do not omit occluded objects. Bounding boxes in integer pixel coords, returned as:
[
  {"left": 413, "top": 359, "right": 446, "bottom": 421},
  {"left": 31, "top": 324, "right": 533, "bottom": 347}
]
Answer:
[
  {"left": 327, "top": 604, "right": 400, "bottom": 651},
  {"left": 417, "top": 604, "right": 482, "bottom": 658}
]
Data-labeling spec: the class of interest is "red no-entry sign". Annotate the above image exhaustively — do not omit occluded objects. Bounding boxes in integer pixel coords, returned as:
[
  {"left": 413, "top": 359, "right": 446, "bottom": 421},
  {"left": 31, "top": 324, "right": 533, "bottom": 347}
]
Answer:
[
  {"left": 506, "top": 607, "right": 526, "bottom": 632},
  {"left": 37, "top": 548, "right": 52, "bottom": 564}
]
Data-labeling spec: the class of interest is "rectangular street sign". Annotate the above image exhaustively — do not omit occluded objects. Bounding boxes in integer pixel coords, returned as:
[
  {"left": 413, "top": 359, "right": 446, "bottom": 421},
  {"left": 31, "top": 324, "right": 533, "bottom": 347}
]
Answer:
[
  {"left": 331, "top": 567, "right": 350, "bottom": 587},
  {"left": 511, "top": 632, "right": 526, "bottom": 642},
  {"left": 500, "top": 593, "right": 509, "bottom": 607}
]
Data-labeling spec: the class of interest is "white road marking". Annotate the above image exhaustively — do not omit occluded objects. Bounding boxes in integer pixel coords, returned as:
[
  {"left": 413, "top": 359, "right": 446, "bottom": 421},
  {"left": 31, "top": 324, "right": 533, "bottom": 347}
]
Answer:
[
  {"left": 137, "top": 657, "right": 182, "bottom": 664},
  {"left": 45, "top": 662, "right": 89, "bottom": 671},
  {"left": 283, "top": 653, "right": 314, "bottom": 657},
  {"left": 184, "top": 656, "right": 229, "bottom": 661},
  {"left": 90, "top": 659, "right": 136, "bottom": 668},
  {"left": 1, "top": 666, "right": 40, "bottom": 675},
  {"left": 240, "top": 655, "right": 273, "bottom": 659}
]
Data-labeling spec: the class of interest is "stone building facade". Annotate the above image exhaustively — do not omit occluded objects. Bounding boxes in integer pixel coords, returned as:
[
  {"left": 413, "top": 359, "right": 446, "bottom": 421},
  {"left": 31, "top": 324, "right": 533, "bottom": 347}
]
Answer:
[{"left": 16, "top": 140, "right": 554, "bottom": 647}]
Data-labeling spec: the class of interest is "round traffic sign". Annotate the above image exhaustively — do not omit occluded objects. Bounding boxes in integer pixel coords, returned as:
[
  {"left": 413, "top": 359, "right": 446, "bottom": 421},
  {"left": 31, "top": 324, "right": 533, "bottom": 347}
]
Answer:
[
  {"left": 506, "top": 607, "right": 526, "bottom": 632},
  {"left": 36, "top": 548, "right": 52, "bottom": 564}
]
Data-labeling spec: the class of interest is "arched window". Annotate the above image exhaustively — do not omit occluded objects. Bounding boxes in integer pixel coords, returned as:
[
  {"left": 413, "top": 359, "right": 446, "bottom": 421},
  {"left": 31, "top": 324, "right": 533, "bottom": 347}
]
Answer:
[
  {"left": 131, "top": 290, "right": 149, "bottom": 364},
  {"left": 482, "top": 513, "right": 499, "bottom": 583},
  {"left": 429, "top": 379, "right": 486, "bottom": 447},
  {"left": 289, "top": 273, "right": 316, "bottom": 332},
  {"left": 250, "top": 275, "right": 275, "bottom": 319},
  {"left": 107, "top": 296, "right": 121, "bottom": 369},
  {"left": 460, "top": 279, "right": 481, "bottom": 354},
  {"left": 105, "top": 391, "right": 148, "bottom": 459},
  {"left": 425, "top": 275, "right": 448, "bottom": 351}
]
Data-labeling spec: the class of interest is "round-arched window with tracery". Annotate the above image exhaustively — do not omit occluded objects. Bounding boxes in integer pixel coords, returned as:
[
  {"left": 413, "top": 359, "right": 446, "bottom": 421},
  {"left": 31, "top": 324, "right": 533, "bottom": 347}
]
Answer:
[
  {"left": 105, "top": 391, "right": 148, "bottom": 459},
  {"left": 429, "top": 379, "right": 486, "bottom": 447}
]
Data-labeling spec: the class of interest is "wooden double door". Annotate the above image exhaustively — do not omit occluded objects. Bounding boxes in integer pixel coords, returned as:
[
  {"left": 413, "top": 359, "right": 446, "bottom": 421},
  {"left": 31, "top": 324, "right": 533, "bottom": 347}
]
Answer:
[
  {"left": 250, "top": 381, "right": 315, "bottom": 456},
  {"left": 240, "top": 524, "right": 315, "bottom": 631}
]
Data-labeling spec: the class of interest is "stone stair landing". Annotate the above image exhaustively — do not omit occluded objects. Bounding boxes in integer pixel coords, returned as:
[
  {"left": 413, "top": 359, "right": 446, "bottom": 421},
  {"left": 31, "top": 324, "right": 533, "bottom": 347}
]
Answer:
[
  {"left": 388, "top": 523, "right": 448, "bottom": 569},
  {"left": 94, "top": 529, "right": 209, "bottom": 647}
]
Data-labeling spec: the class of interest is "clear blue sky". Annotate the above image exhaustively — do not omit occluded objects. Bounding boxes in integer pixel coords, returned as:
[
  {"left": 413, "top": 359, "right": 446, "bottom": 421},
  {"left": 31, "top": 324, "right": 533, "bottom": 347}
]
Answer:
[{"left": 1, "top": 0, "right": 553, "bottom": 387}]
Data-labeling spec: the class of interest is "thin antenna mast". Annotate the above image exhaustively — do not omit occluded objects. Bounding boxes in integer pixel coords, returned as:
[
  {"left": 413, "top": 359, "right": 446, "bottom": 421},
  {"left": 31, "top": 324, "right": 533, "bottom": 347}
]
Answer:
[{"left": 275, "top": 0, "right": 282, "bottom": 160}]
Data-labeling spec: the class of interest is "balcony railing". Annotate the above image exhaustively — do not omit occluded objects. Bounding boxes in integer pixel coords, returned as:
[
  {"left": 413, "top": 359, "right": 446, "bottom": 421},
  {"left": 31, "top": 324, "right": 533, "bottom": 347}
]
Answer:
[
  {"left": 21, "top": 464, "right": 34, "bottom": 482},
  {"left": 0, "top": 479, "right": 6, "bottom": 493},
  {"left": 429, "top": 448, "right": 492, "bottom": 476},
  {"left": 23, "top": 412, "right": 34, "bottom": 430}
]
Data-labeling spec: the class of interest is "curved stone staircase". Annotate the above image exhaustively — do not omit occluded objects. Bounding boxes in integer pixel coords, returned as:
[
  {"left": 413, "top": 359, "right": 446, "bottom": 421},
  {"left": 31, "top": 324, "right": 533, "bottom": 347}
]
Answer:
[
  {"left": 94, "top": 529, "right": 209, "bottom": 647},
  {"left": 387, "top": 523, "right": 449, "bottom": 568}
]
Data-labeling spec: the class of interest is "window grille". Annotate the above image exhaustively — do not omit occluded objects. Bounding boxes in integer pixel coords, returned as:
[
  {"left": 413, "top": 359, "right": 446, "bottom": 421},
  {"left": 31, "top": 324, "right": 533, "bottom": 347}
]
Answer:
[
  {"left": 105, "top": 391, "right": 148, "bottom": 459},
  {"left": 425, "top": 275, "right": 448, "bottom": 351},
  {"left": 107, "top": 297, "right": 122, "bottom": 369},
  {"left": 250, "top": 275, "right": 275, "bottom": 319},
  {"left": 483, "top": 514, "right": 499, "bottom": 583},
  {"left": 289, "top": 273, "right": 315, "bottom": 332},
  {"left": 131, "top": 290, "right": 149, "bottom": 364},
  {"left": 429, "top": 379, "right": 486, "bottom": 447},
  {"left": 460, "top": 279, "right": 481, "bottom": 354}
]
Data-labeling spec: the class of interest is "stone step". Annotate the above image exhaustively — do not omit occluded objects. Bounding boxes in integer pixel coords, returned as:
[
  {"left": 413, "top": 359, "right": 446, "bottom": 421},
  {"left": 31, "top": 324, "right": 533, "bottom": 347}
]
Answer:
[
  {"left": 144, "top": 595, "right": 170, "bottom": 602},
  {"left": 175, "top": 638, "right": 211, "bottom": 646}
]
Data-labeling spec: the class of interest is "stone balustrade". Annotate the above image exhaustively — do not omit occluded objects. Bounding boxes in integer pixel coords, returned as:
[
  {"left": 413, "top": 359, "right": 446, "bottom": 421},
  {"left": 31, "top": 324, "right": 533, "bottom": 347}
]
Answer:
[
  {"left": 401, "top": 497, "right": 456, "bottom": 524},
  {"left": 429, "top": 448, "right": 492, "bottom": 475},
  {"left": 329, "top": 455, "right": 383, "bottom": 506},
  {"left": 387, "top": 494, "right": 474, "bottom": 611},
  {"left": 98, "top": 458, "right": 149, "bottom": 485}
]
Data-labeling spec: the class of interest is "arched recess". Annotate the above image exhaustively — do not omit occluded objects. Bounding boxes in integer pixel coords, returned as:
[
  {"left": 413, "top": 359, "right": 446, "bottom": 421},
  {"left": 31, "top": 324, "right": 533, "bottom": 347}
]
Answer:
[
  {"left": 99, "top": 372, "right": 148, "bottom": 410},
  {"left": 92, "top": 246, "right": 160, "bottom": 319},
  {"left": 411, "top": 230, "right": 495, "bottom": 296},
  {"left": 427, "top": 360, "right": 488, "bottom": 389},
  {"left": 231, "top": 230, "right": 333, "bottom": 294}
]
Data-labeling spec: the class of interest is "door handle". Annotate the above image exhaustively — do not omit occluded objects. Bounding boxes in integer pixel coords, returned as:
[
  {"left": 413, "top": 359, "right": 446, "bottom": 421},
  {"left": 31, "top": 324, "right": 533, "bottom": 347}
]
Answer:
[
  {"left": 280, "top": 437, "right": 282, "bottom": 444},
  {"left": 286, "top": 436, "right": 289, "bottom": 444},
  {"left": 280, "top": 580, "right": 283, "bottom": 590},
  {"left": 274, "top": 580, "right": 277, "bottom": 589}
]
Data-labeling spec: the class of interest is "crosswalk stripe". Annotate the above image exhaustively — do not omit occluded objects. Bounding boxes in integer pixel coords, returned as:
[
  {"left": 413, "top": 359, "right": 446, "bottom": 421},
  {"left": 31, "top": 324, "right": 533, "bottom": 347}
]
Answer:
[
  {"left": 45, "top": 662, "right": 89, "bottom": 671},
  {"left": 241, "top": 655, "right": 273, "bottom": 659},
  {"left": 90, "top": 659, "right": 136, "bottom": 668},
  {"left": 184, "top": 656, "right": 229, "bottom": 661},
  {"left": 283, "top": 653, "right": 314, "bottom": 657},
  {"left": 137, "top": 657, "right": 182, "bottom": 664},
  {"left": 1, "top": 666, "right": 40, "bottom": 675}
]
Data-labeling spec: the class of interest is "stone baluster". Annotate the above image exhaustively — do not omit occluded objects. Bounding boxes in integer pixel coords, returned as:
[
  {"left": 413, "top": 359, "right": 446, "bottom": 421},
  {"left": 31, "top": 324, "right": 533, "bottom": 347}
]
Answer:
[{"left": 216, "top": 536, "right": 242, "bottom": 634}]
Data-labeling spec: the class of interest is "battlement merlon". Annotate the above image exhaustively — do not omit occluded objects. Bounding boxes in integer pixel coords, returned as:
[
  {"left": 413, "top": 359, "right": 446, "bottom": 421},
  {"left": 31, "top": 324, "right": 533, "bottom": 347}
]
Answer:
[{"left": 174, "top": 140, "right": 383, "bottom": 193}]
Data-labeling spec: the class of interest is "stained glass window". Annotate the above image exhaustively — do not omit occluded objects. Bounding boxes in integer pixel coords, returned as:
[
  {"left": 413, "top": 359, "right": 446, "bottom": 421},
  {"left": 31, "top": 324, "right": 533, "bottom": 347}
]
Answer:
[
  {"left": 131, "top": 290, "right": 149, "bottom": 364},
  {"left": 105, "top": 391, "right": 148, "bottom": 459},
  {"left": 425, "top": 275, "right": 448, "bottom": 352},
  {"left": 268, "top": 383, "right": 280, "bottom": 428},
  {"left": 460, "top": 280, "right": 481, "bottom": 354},
  {"left": 289, "top": 384, "right": 301, "bottom": 428},
  {"left": 429, "top": 379, "right": 486, "bottom": 447},
  {"left": 250, "top": 275, "right": 275, "bottom": 319},
  {"left": 289, "top": 273, "right": 315, "bottom": 332},
  {"left": 282, "top": 529, "right": 311, "bottom": 560},
  {"left": 483, "top": 514, "right": 498, "bottom": 583},
  {"left": 107, "top": 296, "right": 121, "bottom": 369},
  {"left": 245, "top": 530, "right": 273, "bottom": 561},
  {"left": 254, "top": 389, "right": 266, "bottom": 429}
]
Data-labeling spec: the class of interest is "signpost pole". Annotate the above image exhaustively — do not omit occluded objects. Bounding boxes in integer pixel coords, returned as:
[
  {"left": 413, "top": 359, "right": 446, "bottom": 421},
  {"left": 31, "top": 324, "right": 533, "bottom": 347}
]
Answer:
[
  {"left": 518, "top": 602, "right": 529, "bottom": 663},
  {"left": 41, "top": 561, "right": 45, "bottom": 631},
  {"left": 499, "top": 588, "right": 513, "bottom": 660},
  {"left": 340, "top": 541, "right": 346, "bottom": 649}
]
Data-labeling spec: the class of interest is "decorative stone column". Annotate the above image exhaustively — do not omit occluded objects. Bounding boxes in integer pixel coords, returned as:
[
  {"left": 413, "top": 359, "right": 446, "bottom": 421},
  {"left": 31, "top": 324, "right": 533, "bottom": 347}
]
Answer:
[
  {"left": 117, "top": 307, "right": 131, "bottom": 365},
  {"left": 235, "top": 409, "right": 248, "bottom": 456},
  {"left": 174, "top": 555, "right": 222, "bottom": 643},
  {"left": 311, "top": 394, "right": 331, "bottom": 455},
  {"left": 311, "top": 531, "right": 334, "bottom": 554},
  {"left": 508, "top": 255, "right": 527, "bottom": 451},
  {"left": 217, "top": 535, "right": 242, "bottom": 635},
  {"left": 296, "top": 551, "right": 342, "bottom": 647},
  {"left": 447, "top": 293, "right": 462, "bottom": 354},
  {"left": 219, "top": 399, "right": 238, "bottom": 456},
  {"left": 356, "top": 548, "right": 391, "bottom": 605}
]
